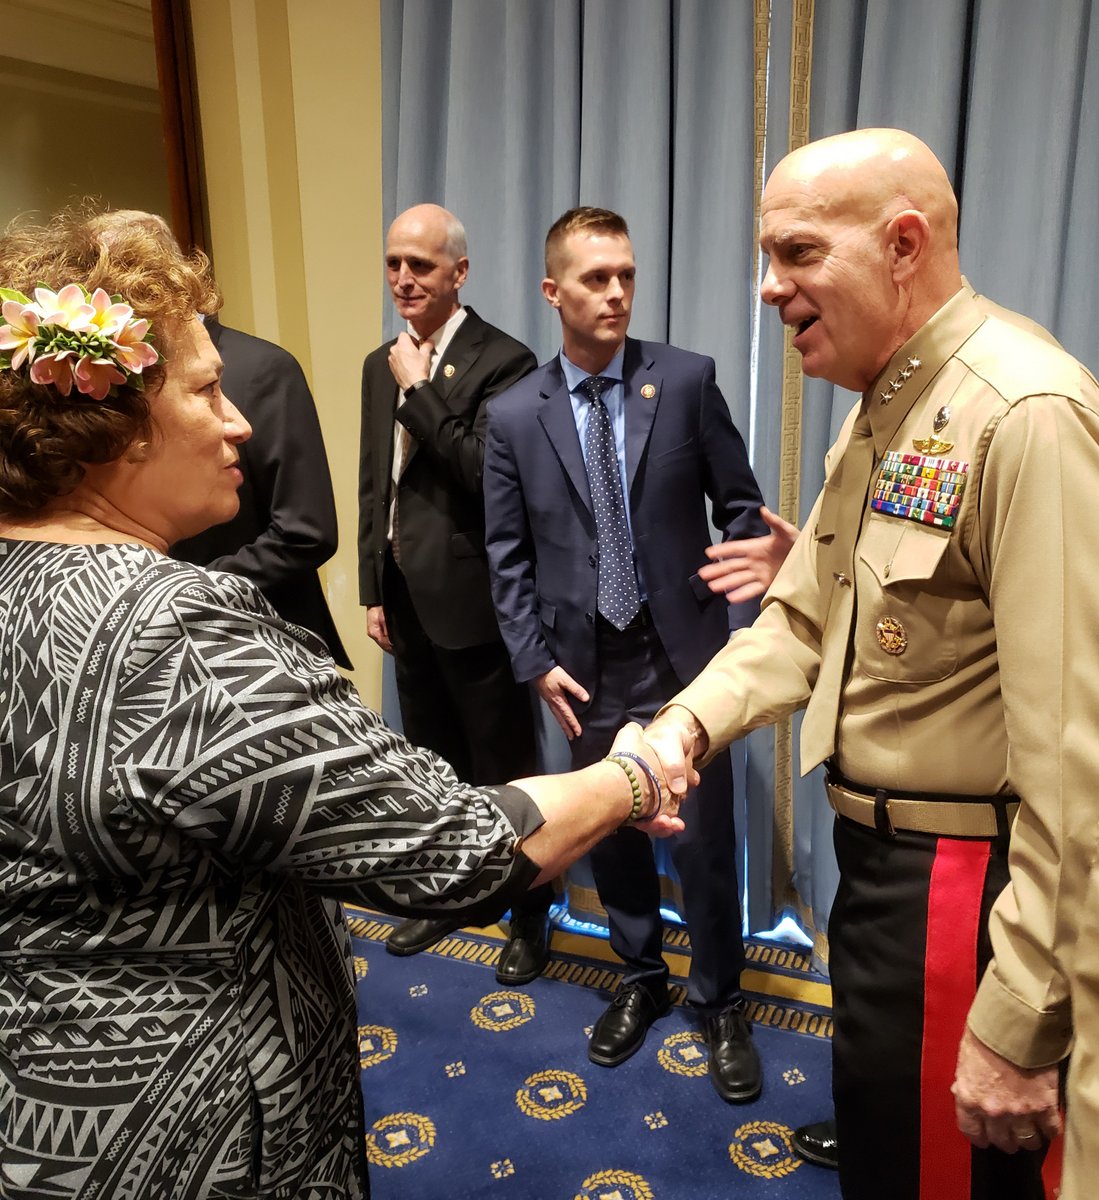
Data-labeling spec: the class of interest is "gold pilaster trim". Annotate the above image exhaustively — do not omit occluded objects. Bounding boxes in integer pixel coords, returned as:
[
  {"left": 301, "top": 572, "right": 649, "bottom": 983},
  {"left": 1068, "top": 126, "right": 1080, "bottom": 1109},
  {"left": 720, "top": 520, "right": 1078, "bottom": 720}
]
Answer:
[
  {"left": 789, "top": 0, "right": 815, "bottom": 152},
  {"left": 794, "top": 892, "right": 830, "bottom": 965},
  {"left": 780, "top": 0, "right": 815, "bottom": 528},
  {"left": 773, "top": 0, "right": 815, "bottom": 921},
  {"left": 752, "top": 0, "right": 770, "bottom": 288}
]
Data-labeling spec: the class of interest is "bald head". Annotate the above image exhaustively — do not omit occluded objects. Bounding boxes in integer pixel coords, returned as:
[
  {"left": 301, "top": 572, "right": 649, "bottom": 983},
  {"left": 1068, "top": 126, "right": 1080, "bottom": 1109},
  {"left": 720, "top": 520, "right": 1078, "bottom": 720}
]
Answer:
[
  {"left": 86, "top": 209, "right": 179, "bottom": 252},
  {"left": 760, "top": 129, "right": 964, "bottom": 393},
  {"left": 770, "top": 129, "right": 959, "bottom": 251},
  {"left": 387, "top": 204, "right": 467, "bottom": 262},
  {"left": 384, "top": 204, "right": 469, "bottom": 338}
]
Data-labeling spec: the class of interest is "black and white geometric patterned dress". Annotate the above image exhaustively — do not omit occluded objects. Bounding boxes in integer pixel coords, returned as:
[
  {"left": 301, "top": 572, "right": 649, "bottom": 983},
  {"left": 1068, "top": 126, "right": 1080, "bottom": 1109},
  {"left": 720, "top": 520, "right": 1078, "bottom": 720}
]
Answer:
[{"left": 0, "top": 540, "right": 541, "bottom": 1199}]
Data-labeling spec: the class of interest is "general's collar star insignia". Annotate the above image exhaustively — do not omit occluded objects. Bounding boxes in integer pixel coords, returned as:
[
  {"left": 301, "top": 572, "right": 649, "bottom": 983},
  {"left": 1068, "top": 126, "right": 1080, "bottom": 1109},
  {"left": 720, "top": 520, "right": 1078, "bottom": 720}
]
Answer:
[{"left": 879, "top": 356, "right": 923, "bottom": 405}]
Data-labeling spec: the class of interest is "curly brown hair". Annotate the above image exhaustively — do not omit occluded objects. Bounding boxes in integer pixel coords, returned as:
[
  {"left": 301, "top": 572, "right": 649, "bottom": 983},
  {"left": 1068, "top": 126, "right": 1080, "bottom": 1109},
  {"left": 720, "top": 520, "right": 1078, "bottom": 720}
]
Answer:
[{"left": 0, "top": 209, "right": 221, "bottom": 516}]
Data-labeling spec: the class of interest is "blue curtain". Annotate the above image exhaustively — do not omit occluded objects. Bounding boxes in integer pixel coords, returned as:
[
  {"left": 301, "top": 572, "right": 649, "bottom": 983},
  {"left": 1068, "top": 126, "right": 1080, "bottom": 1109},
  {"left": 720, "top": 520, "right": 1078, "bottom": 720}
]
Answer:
[
  {"left": 959, "top": 0, "right": 1098, "bottom": 363},
  {"left": 379, "top": 0, "right": 762, "bottom": 933},
  {"left": 378, "top": 0, "right": 1099, "bottom": 948}
]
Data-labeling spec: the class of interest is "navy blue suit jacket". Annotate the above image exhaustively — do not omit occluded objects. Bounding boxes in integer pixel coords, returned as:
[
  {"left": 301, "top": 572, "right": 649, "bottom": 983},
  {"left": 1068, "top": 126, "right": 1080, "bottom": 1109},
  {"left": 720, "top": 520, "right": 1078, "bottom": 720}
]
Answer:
[{"left": 484, "top": 337, "right": 766, "bottom": 699}]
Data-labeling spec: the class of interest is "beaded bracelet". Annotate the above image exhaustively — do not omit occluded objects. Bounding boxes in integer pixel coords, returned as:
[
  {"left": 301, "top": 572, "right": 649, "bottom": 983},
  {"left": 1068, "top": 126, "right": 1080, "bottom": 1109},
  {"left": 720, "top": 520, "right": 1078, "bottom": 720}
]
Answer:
[
  {"left": 611, "top": 751, "right": 664, "bottom": 817},
  {"left": 604, "top": 753, "right": 660, "bottom": 823},
  {"left": 604, "top": 754, "right": 644, "bottom": 821}
]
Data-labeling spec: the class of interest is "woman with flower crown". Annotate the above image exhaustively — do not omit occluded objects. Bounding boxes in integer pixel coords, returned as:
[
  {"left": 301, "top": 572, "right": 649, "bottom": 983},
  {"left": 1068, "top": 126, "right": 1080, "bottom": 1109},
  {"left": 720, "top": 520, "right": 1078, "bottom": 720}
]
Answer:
[{"left": 0, "top": 212, "right": 679, "bottom": 1200}]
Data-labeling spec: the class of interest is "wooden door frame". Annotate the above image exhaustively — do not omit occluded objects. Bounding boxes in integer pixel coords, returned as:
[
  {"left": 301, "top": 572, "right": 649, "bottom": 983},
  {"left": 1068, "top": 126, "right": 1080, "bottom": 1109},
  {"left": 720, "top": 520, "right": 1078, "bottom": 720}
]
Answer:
[{"left": 150, "top": 0, "right": 207, "bottom": 254}]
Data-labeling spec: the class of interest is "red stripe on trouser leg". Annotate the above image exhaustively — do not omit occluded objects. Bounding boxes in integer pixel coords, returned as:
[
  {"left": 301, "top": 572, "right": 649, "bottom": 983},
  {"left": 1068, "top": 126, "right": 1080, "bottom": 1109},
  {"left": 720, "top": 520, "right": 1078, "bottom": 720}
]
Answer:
[
  {"left": 1041, "top": 1127, "right": 1062, "bottom": 1198},
  {"left": 919, "top": 837, "right": 991, "bottom": 1200}
]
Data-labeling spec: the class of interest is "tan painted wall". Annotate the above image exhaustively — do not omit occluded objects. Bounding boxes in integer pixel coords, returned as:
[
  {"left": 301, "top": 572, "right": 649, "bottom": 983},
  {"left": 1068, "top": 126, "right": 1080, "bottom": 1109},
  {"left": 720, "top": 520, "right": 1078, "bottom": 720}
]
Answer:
[
  {"left": 0, "top": 0, "right": 167, "bottom": 223},
  {"left": 0, "top": 54, "right": 169, "bottom": 226},
  {"left": 188, "top": 0, "right": 384, "bottom": 708}
]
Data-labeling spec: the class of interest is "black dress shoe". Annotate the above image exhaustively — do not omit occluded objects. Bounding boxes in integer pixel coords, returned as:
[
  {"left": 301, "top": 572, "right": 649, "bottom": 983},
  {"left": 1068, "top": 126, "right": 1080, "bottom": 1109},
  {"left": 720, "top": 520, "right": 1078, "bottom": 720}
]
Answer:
[
  {"left": 705, "top": 1003, "right": 763, "bottom": 1102},
  {"left": 385, "top": 916, "right": 465, "bottom": 957},
  {"left": 495, "top": 910, "right": 551, "bottom": 985},
  {"left": 792, "top": 1118, "right": 839, "bottom": 1169},
  {"left": 588, "top": 982, "right": 671, "bottom": 1067}
]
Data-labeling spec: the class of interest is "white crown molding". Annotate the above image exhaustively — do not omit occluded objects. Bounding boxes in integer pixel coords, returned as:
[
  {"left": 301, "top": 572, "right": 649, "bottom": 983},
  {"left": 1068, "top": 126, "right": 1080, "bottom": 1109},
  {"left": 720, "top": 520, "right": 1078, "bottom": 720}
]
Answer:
[
  {"left": 0, "top": 54, "right": 160, "bottom": 114},
  {"left": 18, "top": 0, "right": 153, "bottom": 39},
  {"left": 0, "top": 0, "right": 157, "bottom": 89}
]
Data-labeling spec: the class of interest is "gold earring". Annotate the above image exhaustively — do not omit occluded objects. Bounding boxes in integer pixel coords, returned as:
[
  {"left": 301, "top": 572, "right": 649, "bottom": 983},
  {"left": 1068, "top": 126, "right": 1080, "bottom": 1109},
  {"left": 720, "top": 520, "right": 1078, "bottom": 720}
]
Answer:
[{"left": 125, "top": 440, "right": 150, "bottom": 464}]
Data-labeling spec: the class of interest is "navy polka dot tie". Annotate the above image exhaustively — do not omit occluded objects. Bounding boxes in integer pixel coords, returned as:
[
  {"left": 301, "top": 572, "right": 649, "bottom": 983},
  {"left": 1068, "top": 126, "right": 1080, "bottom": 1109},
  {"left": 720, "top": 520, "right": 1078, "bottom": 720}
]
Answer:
[{"left": 579, "top": 375, "right": 641, "bottom": 630}]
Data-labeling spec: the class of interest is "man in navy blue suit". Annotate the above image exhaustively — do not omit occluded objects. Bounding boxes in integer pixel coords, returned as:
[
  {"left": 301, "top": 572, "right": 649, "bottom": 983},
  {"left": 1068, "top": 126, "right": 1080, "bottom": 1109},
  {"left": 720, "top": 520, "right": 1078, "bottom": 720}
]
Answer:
[{"left": 483, "top": 207, "right": 769, "bottom": 1103}]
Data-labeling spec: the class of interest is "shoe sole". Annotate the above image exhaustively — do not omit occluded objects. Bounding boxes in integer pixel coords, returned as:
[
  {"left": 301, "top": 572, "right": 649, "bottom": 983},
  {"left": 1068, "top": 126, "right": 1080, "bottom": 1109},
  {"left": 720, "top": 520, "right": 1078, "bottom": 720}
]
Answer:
[
  {"left": 588, "top": 1002, "right": 671, "bottom": 1067},
  {"left": 384, "top": 931, "right": 458, "bottom": 957},
  {"left": 710, "top": 1073, "right": 763, "bottom": 1104},
  {"left": 792, "top": 1144, "right": 839, "bottom": 1170},
  {"left": 588, "top": 1041, "right": 645, "bottom": 1067},
  {"left": 495, "top": 966, "right": 546, "bottom": 985}
]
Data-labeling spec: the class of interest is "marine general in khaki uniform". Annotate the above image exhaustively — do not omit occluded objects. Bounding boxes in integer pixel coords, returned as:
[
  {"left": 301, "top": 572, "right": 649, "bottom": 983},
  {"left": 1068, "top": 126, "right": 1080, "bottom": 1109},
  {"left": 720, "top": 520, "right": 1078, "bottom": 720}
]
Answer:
[{"left": 644, "top": 128, "right": 1099, "bottom": 1200}]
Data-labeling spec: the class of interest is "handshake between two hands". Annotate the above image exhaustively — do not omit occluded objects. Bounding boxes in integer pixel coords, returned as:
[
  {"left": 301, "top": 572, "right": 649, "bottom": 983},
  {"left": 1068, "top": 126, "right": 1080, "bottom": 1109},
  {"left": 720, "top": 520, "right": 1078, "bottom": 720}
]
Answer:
[{"left": 608, "top": 705, "right": 708, "bottom": 838}]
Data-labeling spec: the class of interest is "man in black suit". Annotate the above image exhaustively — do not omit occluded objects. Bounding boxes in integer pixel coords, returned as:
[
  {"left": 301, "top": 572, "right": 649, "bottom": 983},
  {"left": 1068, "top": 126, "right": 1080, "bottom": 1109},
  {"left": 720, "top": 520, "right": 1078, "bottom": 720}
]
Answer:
[
  {"left": 358, "top": 203, "right": 551, "bottom": 982},
  {"left": 484, "top": 207, "right": 768, "bottom": 1102},
  {"left": 172, "top": 315, "right": 351, "bottom": 669},
  {"left": 89, "top": 210, "right": 351, "bottom": 669}
]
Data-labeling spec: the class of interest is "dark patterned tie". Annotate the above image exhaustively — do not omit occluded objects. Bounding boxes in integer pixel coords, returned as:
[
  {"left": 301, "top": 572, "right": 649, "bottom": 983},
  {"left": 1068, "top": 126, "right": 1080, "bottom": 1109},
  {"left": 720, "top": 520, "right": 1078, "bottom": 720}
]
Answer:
[
  {"left": 579, "top": 375, "right": 641, "bottom": 630},
  {"left": 392, "top": 337, "right": 433, "bottom": 567}
]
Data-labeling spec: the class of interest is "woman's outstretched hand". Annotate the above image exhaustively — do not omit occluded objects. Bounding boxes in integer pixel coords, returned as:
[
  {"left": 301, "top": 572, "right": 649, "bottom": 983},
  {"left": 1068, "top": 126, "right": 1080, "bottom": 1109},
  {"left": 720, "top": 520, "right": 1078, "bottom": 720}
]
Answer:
[{"left": 609, "top": 722, "right": 685, "bottom": 836}]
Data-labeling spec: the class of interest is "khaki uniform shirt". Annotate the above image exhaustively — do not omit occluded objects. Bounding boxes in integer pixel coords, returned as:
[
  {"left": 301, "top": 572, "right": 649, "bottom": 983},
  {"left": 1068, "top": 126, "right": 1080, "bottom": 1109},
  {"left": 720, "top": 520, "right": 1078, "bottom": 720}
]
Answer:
[{"left": 670, "top": 286, "right": 1099, "bottom": 1068}]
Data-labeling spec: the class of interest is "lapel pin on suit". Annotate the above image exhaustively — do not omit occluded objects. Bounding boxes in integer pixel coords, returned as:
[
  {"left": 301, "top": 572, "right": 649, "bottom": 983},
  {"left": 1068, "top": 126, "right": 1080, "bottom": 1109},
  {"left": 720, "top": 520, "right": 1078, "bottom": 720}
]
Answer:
[
  {"left": 641, "top": 383, "right": 656, "bottom": 399},
  {"left": 443, "top": 363, "right": 456, "bottom": 378}
]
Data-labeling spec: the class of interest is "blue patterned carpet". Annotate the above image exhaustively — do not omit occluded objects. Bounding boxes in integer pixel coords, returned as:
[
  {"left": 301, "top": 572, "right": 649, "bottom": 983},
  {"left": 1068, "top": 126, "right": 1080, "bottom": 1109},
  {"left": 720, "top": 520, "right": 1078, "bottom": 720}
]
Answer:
[{"left": 349, "top": 909, "right": 841, "bottom": 1200}]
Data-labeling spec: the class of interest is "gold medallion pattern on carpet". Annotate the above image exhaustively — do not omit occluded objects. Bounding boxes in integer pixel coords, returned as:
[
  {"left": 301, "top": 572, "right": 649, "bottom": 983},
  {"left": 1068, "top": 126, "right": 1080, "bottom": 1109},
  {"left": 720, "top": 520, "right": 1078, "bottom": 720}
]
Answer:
[
  {"left": 657, "top": 1029, "right": 709, "bottom": 1076},
  {"left": 515, "top": 1068, "right": 588, "bottom": 1119},
  {"left": 364, "top": 1111, "right": 436, "bottom": 1168},
  {"left": 470, "top": 989, "right": 536, "bottom": 1031},
  {"left": 349, "top": 911, "right": 834, "bottom": 1195},
  {"left": 728, "top": 1120, "right": 802, "bottom": 1178},
  {"left": 357, "top": 1023, "right": 397, "bottom": 1070},
  {"left": 574, "top": 1168, "right": 655, "bottom": 1199}
]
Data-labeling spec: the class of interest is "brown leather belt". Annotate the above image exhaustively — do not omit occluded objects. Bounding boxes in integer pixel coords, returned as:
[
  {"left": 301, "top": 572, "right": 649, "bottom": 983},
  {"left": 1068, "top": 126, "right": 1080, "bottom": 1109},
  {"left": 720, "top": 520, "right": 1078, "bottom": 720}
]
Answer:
[{"left": 826, "top": 780, "right": 1018, "bottom": 839}]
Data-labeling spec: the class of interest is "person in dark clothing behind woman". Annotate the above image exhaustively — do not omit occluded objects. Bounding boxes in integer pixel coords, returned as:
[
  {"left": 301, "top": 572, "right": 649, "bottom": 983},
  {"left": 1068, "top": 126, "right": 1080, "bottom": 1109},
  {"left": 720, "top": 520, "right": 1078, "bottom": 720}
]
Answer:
[{"left": 88, "top": 209, "right": 351, "bottom": 669}]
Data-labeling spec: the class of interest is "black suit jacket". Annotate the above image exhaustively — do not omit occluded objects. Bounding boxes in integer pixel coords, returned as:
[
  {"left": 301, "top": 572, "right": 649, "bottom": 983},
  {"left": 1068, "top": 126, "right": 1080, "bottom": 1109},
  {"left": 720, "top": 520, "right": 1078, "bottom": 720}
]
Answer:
[
  {"left": 357, "top": 307, "right": 536, "bottom": 649},
  {"left": 485, "top": 338, "right": 767, "bottom": 695},
  {"left": 171, "top": 317, "right": 351, "bottom": 668}
]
